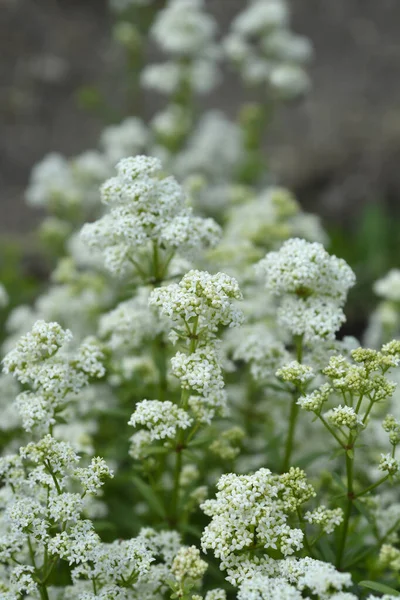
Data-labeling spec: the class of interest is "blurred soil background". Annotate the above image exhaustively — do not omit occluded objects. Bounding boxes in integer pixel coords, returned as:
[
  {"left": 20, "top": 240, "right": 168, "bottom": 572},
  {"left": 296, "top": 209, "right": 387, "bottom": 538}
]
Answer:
[
  {"left": 2, "top": 0, "right": 400, "bottom": 229},
  {"left": 1, "top": 0, "right": 400, "bottom": 323}
]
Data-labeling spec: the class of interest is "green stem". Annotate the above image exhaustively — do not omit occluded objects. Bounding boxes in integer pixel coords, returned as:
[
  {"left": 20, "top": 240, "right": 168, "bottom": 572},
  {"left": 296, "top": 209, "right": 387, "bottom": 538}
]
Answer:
[
  {"left": 336, "top": 435, "right": 355, "bottom": 569},
  {"left": 282, "top": 397, "right": 300, "bottom": 473},
  {"left": 170, "top": 387, "right": 190, "bottom": 528},
  {"left": 356, "top": 474, "right": 389, "bottom": 498},
  {"left": 39, "top": 586, "right": 50, "bottom": 600},
  {"left": 281, "top": 335, "right": 303, "bottom": 472},
  {"left": 44, "top": 461, "right": 62, "bottom": 494},
  {"left": 355, "top": 393, "right": 364, "bottom": 414},
  {"left": 297, "top": 508, "right": 314, "bottom": 557},
  {"left": 155, "top": 334, "right": 168, "bottom": 401},
  {"left": 318, "top": 414, "right": 346, "bottom": 447},
  {"left": 362, "top": 399, "right": 375, "bottom": 424}
]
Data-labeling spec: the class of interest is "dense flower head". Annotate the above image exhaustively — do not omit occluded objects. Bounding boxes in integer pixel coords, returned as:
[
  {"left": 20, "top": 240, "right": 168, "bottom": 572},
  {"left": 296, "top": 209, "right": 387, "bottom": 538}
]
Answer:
[
  {"left": 256, "top": 239, "right": 355, "bottom": 343},
  {"left": 142, "top": 0, "right": 220, "bottom": 98},
  {"left": 256, "top": 238, "right": 355, "bottom": 303},
  {"left": 100, "top": 117, "right": 149, "bottom": 164},
  {"left": 2, "top": 321, "right": 105, "bottom": 432},
  {"left": 81, "top": 156, "right": 221, "bottom": 277},
  {"left": 374, "top": 269, "right": 400, "bottom": 302},
  {"left": 150, "top": 269, "right": 243, "bottom": 339},
  {"left": 25, "top": 151, "right": 106, "bottom": 218},
  {"left": 231, "top": 324, "right": 291, "bottom": 383},
  {"left": 304, "top": 506, "right": 343, "bottom": 534},
  {"left": 98, "top": 287, "right": 162, "bottom": 355},
  {"left": 151, "top": 0, "right": 218, "bottom": 57},
  {"left": 128, "top": 399, "right": 192, "bottom": 441},
  {"left": 3, "top": 320, "right": 72, "bottom": 379},
  {"left": 224, "top": 0, "right": 311, "bottom": 96},
  {"left": 171, "top": 545, "right": 208, "bottom": 583},
  {"left": 171, "top": 347, "right": 224, "bottom": 394},
  {"left": 201, "top": 468, "right": 315, "bottom": 583}
]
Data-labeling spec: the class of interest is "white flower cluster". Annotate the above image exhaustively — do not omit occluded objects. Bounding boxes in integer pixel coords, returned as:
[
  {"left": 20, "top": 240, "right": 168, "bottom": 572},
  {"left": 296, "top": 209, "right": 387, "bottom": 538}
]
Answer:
[
  {"left": 81, "top": 156, "right": 221, "bottom": 277},
  {"left": 374, "top": 269, "right": 400, "bottom": 303},
  {"left": 224, "top": 0, "right": 312, "bottom": 96},
  {"left": 201, "top": 467, "right": 315, "bottom": 584},
  {"left": 171, "top": 544, "right": 207, "bottom": 583},
  {"left": 128, "top": 399, "right": 192, "bottom": 441},
  {"left": 230, "top": 324, "right": 291, "bottom": 383},
  {"left": 100, "top": 117, "right": 149, "bottom": 165},
  {"left": 256, "top": 238, "right": 356, "bottom": 343},
  {"left": 221, "top": 187, "right": 327, "bottom": 265},
  {"left": 142, "top": 0, "right": 220, "bottom": 97},
  {"left": 2, "top": 320, "right": 105, "bottom": 431},
  {"left": 171, "top": 348, "right": 224, "bottom": 395},
  {"left": 299, "top": 346, "right": 400, "bottom": 426},
  {"left": 25, "top": 151, "right": 109, "bottom": 218},
  {"left": 234, "top": 558, "right": 355, "bottom": 599},
  {"left": 365, "top": 269, "right": 400, "bottom": 347},
  {"left": 0, "top": 433, "right": 114, "bottom": 592},
  {"left": 98, "top": 287, "right": 162, "bottom": 353},
  {"left": 150, "top": 269, "right": 243, "bottom": 340},
  {"left": 174, "top": 111, "right": 244, "bottom": 183},
  {"left": 304, "top": 506, "right": 344, "bottom": 534}
]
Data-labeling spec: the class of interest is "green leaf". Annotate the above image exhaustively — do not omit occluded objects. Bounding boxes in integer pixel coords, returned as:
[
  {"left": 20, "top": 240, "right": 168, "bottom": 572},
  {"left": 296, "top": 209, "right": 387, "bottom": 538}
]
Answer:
[
  {"left": 132, "top": 476, "right": 166, "bottom": 518},
  {"left": 359, "top": 580, "right": 400, "bottom": 596},
  {"left": 343, "top": 545, "right": 375, "bottom": 570},
  {"left": 346, "top": 448, "right": 354, "bottom": 459}
]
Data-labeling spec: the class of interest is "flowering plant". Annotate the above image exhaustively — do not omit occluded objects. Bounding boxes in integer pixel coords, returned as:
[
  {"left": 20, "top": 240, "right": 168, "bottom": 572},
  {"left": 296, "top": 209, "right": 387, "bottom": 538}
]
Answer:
[{"left": 2, "top": 1, "right": 400, "bottom": 599}]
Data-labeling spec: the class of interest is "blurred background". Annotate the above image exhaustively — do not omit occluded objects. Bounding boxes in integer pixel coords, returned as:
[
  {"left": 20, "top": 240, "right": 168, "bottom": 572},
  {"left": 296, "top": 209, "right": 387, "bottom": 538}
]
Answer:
[{"left": 1, "top": 0, "right": 400, "bottom": 331}]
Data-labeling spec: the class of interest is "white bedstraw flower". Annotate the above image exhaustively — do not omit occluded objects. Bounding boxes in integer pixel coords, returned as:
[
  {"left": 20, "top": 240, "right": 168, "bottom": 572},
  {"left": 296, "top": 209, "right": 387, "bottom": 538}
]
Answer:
[
  {"left": 304, "top": 506, "right": 344, "bottom": 534},
  {"left": 100, "top": 117, "right": 148, "bottom": 164},
  {"left": 256, "top": 239, "right": 355, "bottom": 343},
  {"left": 325, "top": 406, "right": 363, "bottom": 431},
  {"left": 297, "top": 383, "right": 331, "bottom": 412},
  {"left": 3, "top": 322, "right": 105, "bottom": 431},
  {"left": 278, "top": 556, "right": 353, "bottom": 597},
  {"left": 205, "top": 591, "right": 227, "bottom": 600},
  {"left": 379, "top": 544, "right": 400, "bottom": 570},
  {"left": 171, "top": 545, "right": 208, "bottom": 583},
  {"left": 48, "top": 492, "right": 83, "bottom": 523},
  {"left": 81, "top": 156, "right": 221, "bottom": 277},
  {"left": 3, "top": 320, "right": 72, "bottom": 380},
  {"left": 49, "top": 520, "right": 100, "bottom": 564},
  {"left": 374, "top": 269, "right": 400, "bottom": 302},
  {"left": 201, "top": 468, "right": 309, "bottom": 584},
  {"left": 151, "top": 0, "right": 217, "bottom": 57},
  {"left": 128, "top": 399, "right": 192, "bottom": 441},
  {"left": 10, "top": 565, "right": 37, "bottom": 595},
  {"left": 238, "top": 575, "right": 302, "bottom": 600},
  {"left": 171, "top": 348, "right": 224, "bottom": 394},
  {"left": 383, "top": 414, "right": 400, "bottom": 446},
  {"left": 276, "top": 361, "right": 314, "bottom": 386},
  {"left": 150, "top": 269, "right": 243, "bottom": 339},
  {"left": 379, "top": 453, "right": 400, "bottom": 475},
  {"left": 74, "top": 457, "right": 114, "bottom": 495}
]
